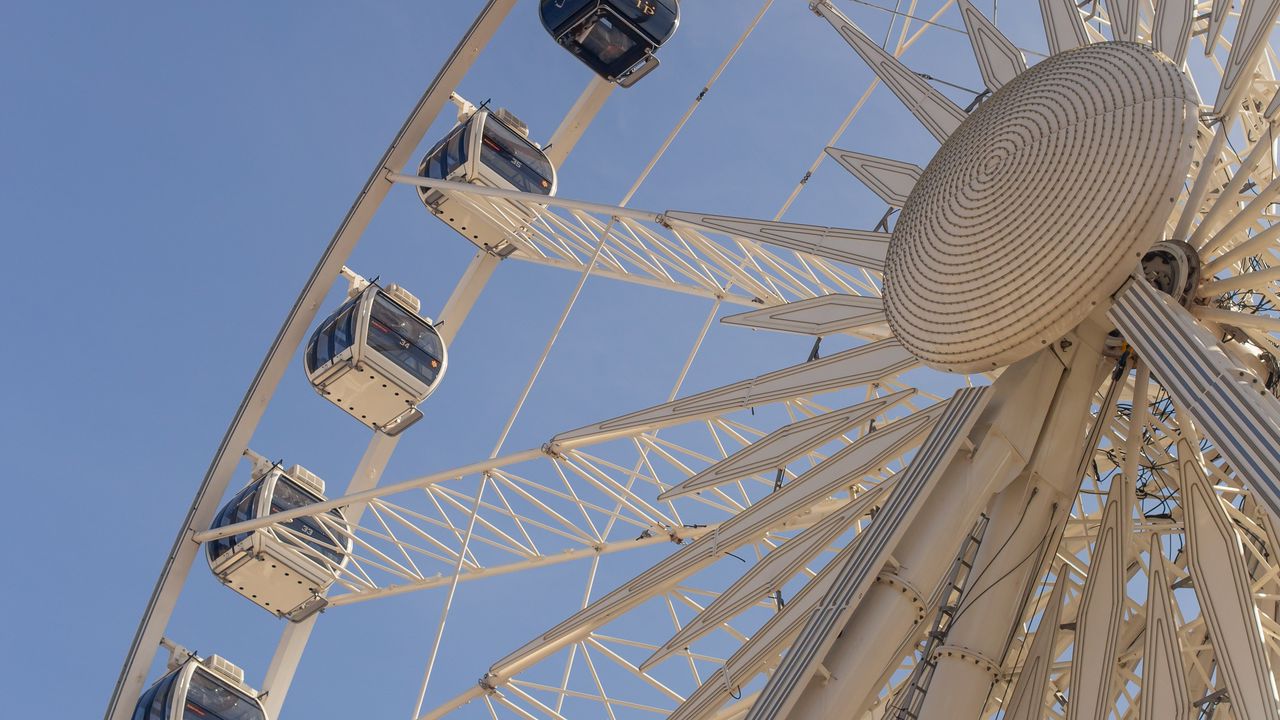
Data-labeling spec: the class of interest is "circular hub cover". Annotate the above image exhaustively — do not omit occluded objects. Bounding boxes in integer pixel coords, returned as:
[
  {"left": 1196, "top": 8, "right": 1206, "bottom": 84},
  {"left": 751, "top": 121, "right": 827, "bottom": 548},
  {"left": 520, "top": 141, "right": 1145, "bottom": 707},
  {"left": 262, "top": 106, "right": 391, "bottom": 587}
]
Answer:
[{"left": 883, "top": 42, "right": 1197, "bottom": 373}]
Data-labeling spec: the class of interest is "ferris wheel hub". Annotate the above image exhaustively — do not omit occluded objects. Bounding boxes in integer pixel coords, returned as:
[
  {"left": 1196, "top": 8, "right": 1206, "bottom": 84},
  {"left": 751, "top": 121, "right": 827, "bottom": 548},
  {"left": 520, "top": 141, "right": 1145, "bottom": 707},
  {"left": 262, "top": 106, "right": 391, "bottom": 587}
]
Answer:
[{"left": 883, "top": 42, "right": 1198, "bottom": 373}]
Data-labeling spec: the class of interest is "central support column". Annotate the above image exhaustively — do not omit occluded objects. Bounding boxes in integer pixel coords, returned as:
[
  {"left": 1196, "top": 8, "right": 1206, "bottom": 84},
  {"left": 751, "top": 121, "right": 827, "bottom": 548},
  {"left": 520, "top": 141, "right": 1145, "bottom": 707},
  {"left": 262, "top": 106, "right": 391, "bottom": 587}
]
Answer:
[
  {"left": 915, "top": 345, "right": 1108, "bottom": 719},
  {"left": 782, "top": 348, "right": 1074, "bottom": 719}
]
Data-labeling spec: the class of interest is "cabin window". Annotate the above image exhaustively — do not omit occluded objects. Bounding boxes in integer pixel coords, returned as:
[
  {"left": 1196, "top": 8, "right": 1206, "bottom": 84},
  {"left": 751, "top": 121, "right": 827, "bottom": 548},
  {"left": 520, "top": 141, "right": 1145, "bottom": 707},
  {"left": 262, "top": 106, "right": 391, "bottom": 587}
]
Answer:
[
  {"left": 183, "top": 669, "right": 265, "bottom": 720},
  {"left": 208, "top": 482, "right": 261, "bottom": 562},
  {"left": 423, "top": 125, "right": 469, "bottom": 180},
  {"left": 367, "top": 294, "right": 443, "bottom": 385},
  {"left": 480, "top": 118, "right": 554, "bottom": 195}
]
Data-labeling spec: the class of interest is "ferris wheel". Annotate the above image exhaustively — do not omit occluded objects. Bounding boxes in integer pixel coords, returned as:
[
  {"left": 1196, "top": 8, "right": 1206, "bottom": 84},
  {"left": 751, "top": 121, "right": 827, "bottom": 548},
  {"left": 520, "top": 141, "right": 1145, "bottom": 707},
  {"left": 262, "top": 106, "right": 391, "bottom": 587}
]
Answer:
[{"left": 108, "top": 1, "right": 1280, "bottom": 719}]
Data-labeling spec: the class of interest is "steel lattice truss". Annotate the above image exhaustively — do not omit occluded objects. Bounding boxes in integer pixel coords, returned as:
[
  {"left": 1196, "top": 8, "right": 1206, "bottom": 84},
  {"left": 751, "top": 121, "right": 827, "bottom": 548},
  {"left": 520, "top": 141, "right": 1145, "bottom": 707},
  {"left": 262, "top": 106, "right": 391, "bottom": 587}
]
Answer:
[
  {"left": 399, "top": 189, "right": 890, "bottom": 308},
  {"left": 109, "top": 1, "right": 1280, "bottom": 720}
]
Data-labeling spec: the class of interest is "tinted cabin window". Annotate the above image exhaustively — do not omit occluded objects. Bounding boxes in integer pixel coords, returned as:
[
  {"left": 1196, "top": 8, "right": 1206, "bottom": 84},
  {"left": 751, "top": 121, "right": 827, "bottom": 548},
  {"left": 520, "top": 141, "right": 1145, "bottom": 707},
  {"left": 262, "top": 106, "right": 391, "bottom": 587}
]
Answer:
[
  {"left": 539, "top": 0, "right": 586, "bottom": 33},
  {"left": 579, "top": 14, "right": 639, "bottom": 67},
  {"left": 208, "top": 481, "right": 263, "bottom": 562},
  {"left": 479, "top": 118, "right": 554, "bottom": 195},
  {"left": 134, "top": 670, "right": 177, "bottom": 720},
  {"left": 306, "top": 298, "right": 358, "bottom": 373},
  {"left": 422, "top": 125, "right": 469, "bottom": 180},
  {"left": 367, "top": 294, "right": 444, "bottom": 386},
  {"left": 183, "top": 670, "right": 265, "bottom": 720},
  {"left": 270, "top": 478, "right": 346, "bottom": 565},
  {"left": 616, "top": 0, "right": 678, "bottom": 42},
  {"left": 331, "top": 305, "right": 355, "bottom": 358}
]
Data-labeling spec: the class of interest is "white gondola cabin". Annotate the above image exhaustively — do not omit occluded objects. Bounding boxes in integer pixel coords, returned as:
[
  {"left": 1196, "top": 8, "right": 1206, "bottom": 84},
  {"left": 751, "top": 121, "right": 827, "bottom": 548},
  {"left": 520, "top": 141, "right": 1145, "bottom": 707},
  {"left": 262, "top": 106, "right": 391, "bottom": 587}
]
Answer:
[
  {"left": 539, "top": 0, "right": 680, "bottom": 86},
  {"left": 207, "top": 463, "right": 351, "bottom": 621},
  {"left": 304, "top": 281, "right": 446, "bottom": 435},
  {"left": 417, "top": 101, "right": 556, "bottom": 256},
  {"left": 132, "top": 653, "right": 266, "bottom": 720}
]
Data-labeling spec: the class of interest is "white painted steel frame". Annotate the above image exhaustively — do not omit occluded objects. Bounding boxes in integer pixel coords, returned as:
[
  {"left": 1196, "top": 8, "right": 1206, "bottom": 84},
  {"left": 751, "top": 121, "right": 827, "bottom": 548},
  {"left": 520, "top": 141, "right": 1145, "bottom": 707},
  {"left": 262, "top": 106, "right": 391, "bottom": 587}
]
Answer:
[{"left": 104, "top": 3, "right": 518, "bottom": 718}]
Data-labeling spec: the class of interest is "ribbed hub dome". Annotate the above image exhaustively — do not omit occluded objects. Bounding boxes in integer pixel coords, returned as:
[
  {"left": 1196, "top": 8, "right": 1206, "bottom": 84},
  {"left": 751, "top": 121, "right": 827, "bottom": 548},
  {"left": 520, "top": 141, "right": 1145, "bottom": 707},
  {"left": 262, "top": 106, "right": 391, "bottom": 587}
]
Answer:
[{"left": 884, "top": 42, "right": 1197, "bottom": 373}]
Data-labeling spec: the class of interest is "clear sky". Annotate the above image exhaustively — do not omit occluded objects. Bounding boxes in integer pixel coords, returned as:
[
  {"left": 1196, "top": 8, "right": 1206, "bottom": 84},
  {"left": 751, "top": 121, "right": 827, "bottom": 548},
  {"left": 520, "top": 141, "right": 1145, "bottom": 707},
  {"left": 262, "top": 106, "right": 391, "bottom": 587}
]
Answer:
[{"left": 1, "top": 2, "right": 1051, "bottom": 717}]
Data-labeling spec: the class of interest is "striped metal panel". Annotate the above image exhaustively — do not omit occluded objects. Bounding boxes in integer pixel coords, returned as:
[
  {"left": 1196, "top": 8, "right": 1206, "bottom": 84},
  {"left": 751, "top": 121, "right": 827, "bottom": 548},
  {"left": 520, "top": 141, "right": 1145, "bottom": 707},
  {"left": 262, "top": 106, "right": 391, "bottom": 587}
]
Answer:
[{"left": 1110, "top": 278, "right": 1280, "bottom": 524}]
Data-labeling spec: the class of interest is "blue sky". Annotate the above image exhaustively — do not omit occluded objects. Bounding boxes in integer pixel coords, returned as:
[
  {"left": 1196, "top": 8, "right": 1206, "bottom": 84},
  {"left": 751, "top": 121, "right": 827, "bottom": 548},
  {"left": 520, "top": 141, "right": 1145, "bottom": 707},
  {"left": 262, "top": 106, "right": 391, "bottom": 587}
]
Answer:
[{"left": 0, "top": 2, "right": 1055, "bottom": 717}]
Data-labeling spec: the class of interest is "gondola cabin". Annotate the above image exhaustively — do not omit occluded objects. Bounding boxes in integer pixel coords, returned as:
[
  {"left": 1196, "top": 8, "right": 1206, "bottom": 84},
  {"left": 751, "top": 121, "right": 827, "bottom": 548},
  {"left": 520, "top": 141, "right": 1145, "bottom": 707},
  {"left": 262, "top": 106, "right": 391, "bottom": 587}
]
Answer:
[
  {"left": 304, "top": 283, "right": 446, "bottom": 435},
  {"left": 540, "top": 0, "right": 680, "bottom": 86},
  {"left": 207, "top": 463, "right": 351, "bottom": 622},
  {"left": 417, "top": 103, "right": 556, "bottom": 257},
  {"left": 133, "top": 654, "right": 266, "bottom": 720}
]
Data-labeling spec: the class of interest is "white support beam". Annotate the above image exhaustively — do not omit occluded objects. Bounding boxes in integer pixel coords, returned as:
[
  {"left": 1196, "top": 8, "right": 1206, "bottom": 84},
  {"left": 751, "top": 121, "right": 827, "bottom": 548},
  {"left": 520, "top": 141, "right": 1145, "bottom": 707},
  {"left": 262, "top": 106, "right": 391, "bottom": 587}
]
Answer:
[
  {"left": 643, "top": 495, "right": 882, "bottom": 669},
  {"left": 1040, "top": 0, "right": 1089, "bottom": 56},
  {"left": 1178, "top": 437, "right": 1280, "bottom": 717},
  {"left": 1139, "top": 533, "right": 1192, "bottom": 720},
  {"left": 662, "top": 211, "right": 891, "bottom": 272},
  {"left": 388, "top": 173, "right": 664, "bottom": 224},
  {"left": 260, "top": 429, "right": 401, "bottom": 717},
  {"left": 1213, "top": 0, "right": 1280, "bottom": 119},
  {"left": 1002, "top": 570, "right": 1069, "bottom": 719},
  {"left": 258, "top": 246, "right": 504, "bottom": 715},
  {"left": 718, "top": 294, "right": 886, "bottom": 336},
  {"left": 544, "top": 76, "right": 614, "bottom": 169},
  {"left": 958, "top": 0, "right": 1026, "bottom": 91},
  {"left": 1066, "top": 484, "right": 1127, "bottom": 719},
  {"left": 1152, "top": 0, "right": 1193, "bottom": 66},
  {"left": 812, "top": 0, "right": 966, "bottom": 143},
  {"left": 658, "top": 389, "right": 912, "bottom": 500},
  {"left": 550, "top": 339, "right": 915, "bottom": 449},
  {"left": 436, "top": 249, "right": 503, "bottom": 345},
  {"left": 822, "top": 148, "right": 921, "bottom": 208},
  {"left": 193, "top": 446, "right": 546, "bottom": 544}
]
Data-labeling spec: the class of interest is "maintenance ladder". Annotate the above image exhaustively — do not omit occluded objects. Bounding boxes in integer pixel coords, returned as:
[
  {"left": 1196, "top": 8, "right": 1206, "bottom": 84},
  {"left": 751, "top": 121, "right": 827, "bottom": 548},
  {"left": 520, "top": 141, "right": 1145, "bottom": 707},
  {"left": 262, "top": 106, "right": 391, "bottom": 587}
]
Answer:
[{"left": 887, "top": 513, "right": 991, "bottom": 719}]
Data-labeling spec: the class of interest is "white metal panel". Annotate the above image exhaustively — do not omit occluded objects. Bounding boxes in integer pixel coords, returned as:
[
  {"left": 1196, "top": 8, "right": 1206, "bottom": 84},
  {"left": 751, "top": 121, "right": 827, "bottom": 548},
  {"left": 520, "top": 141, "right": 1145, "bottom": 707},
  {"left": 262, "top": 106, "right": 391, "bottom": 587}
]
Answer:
[
  {"left": 1003, "top": 571, "right": 1068, "bottom": 720},
  {"left": 643, "top": 488, "right": 888, "bottom": 669},
  {"left": 1139, "top": 532, "right": 1192, "bottom": 720},
  {"left": 745, "top": 387, "right": 992, "bottom": 720},
  {"left": 1178, "top": 437, "right": 1280, "bottom": 718},
  {"left": 1152, "top": 0, "right": 1193, "bottom": 65},
  {"left": 1040, "top": 0, "right": 1089, "bottom": 55},
  {"left": 1205, "top": 0, "right": 1233, "bottom": 56},
  {"left": 550, "top": 338, "right": 915, "bottom": 448},
  {"left": 1107, "top": 0, "right": 1140, "bottom": 41},
  {"left": 959, "top": 0, "right": 1026, "bottom": 91},
  {"left": 1066, "top": 494, "right": 1126, "bottom": 720},
  {"left": 1110, "top": 279, "right": 1280, "bottom": 525},
  {"left": 490, "top": 402, "right": 949, "bottom": 681},
  {"left": 659, "top": 389, "right": 913, "bottom": 500},
  {"left": 663, "top": 210, "right": 890, "bottom": 272},
  {"left": 669, "top": 536, "right": 851, "bottom": 720},
  {"left": 813, "top": 1, "right": 967, "bottom": 143},
  {"left": 823, "top": 147, "right": 922, "bottom": 207},
  {"left": 1213, "top": 0, "right": 1280, "bottom": 117},
  {"left": 719, "top": 294, "right": 886, "bottom": 336},
  {"left": 721, "top": 543, "right": 845, "bottom": 685}
]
